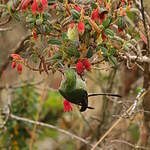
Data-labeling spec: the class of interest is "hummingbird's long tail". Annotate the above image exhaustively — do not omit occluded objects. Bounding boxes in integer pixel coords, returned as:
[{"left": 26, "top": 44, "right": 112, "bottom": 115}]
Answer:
[{"left": 88, "top": 93, "right": 122, "bottom": 98}]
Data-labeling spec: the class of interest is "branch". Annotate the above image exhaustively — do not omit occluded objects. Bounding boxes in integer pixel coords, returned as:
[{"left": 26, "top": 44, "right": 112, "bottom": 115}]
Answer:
[
  {"left": 119, "top": 52, "right": 150, "bottom": 63},
  {"left": 111, "top": 139, "right": 149, "bottom": 150},
  {"left": 140, "top": 0, "right": 150, "bottom": 51},
  {"left": 6, "top": 113, "right": 101, "bottom": 150},
  {"left": 91, "top": 89, "right": 147, "bottom": 150},
  {"left": 0, "top": 27, "right": 12, "bottom": 32},
  {"left": 0, "top": 16, "right": 11, "bottom": 26}
]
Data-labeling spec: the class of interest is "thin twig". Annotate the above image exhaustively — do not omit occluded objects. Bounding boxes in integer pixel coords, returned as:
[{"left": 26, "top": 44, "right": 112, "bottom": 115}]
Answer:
[
  {"left": 0, "top": 16, "right": 11, "bottom": 26},
  {"left": 0, "top": 27, "right": 12, "bottom": 31},
  {"left": 140, "top": 0, "right": 150, "bottom": 51},
  {"left": 111, "top": 139, "right": 149, "bottom": 150},
  {"left": 8, "top": 114, "right": 101, "bottom": 150},
  {"left": 91, "top": 89, "right": 147, "bottom": 150}
]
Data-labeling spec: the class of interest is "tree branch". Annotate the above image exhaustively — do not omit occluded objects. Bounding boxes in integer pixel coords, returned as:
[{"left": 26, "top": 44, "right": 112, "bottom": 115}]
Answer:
[{"left": 7, "top": 113, "right": 101, "bottom": 150}]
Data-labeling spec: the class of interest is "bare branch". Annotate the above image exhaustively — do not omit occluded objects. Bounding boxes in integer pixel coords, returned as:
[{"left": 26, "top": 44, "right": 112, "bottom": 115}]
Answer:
[
  {"left": 91, "top": 89, "right": 147, "bottom": 150},
  {"left": 6, "top": 113, "right": 101, "bottom": 150},
  {"left": 0, "top": 27, "right": 12, "bottom": 32},
  {"left": 111, "top": 139, "right": 149, "bottom": 150}
]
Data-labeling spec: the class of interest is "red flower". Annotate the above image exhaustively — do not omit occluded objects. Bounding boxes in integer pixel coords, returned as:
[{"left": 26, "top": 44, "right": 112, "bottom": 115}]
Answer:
[
  {"left": 99, "top": 0, "right": 103, "bottom": 5},
  {"left": 32, "top": 0, "right": 38, "bottom": 14},
  {"left": 102, "top": 31, "right": 107, "bottom": 41},
  {"left": 74, "top": 5, "right": 81, "bottom": 12},
  {"left": 31, "top": 0, "right": 48, "bottom": 14},
  {"left": 118, "top": 26, "right": 124, "bottom": 33},
  {"left": 20, "top": 0, "right": 31, "bottom": 10},
  {"left": 82, "top": 58, "right": 91, "bottom": 71},
  {"left": 121, "top": 0, "right": 125, "bottom": 6},
  {"left": 68, "top": 22, "right": 75, "bottom": 29},
  {"left": 11, "top": 54, "right": 23, "bottom": 61},
  {"left": 11, "top": 54, "right": 23, "bottom": 74},
  {"left": 11, "top": 62, "right": 16, "bottom": 69},
  {"left": 17, "top": 64, "right": 23, "bottom": 74},
  {"left": 41, "top": 0, "right": 48, "bottom": 9},
  {"left": 64, "top": 99, "right": 73, "bottom": 112},
  {"left": 78, "top": 21, "right": 85, "bottom": 35},
  {"left": 91, "top": 9, "right": 99, "bottom": 21},
  {"left": 32, "top": 28, "right": 37, "bottom": 39},
  {"left": 76, "top": 60, "right": 84, "bottom": 75},
  {"left": 53, "top": 3, "right": 56, "bottom": 9}
]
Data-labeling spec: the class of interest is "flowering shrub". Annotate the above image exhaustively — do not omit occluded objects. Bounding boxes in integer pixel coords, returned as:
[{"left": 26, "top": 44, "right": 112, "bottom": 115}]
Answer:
[
  {"left": 5, "top": 0, "right": 135, "bottom": 77},
  {"left": 4, "top": 0, "right": 144, "bottom": 111},
  {"left": 1, "top": 0, "right": 150, "bottom": 149}
]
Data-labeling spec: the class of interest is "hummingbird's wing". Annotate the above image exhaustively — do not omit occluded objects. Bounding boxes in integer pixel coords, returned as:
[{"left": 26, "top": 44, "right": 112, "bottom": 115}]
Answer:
[{"left": 76, "top": 78, "right": 94, "bottom": 112}]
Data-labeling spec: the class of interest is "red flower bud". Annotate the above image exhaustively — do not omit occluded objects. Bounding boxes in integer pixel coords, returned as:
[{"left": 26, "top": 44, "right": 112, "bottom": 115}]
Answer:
[
  {"left": 11, "top": 62, "right": 16, "bottom": 69},
  {"left": 82, "top": 58, "right": 91, "bottom": 71},
  {"left": 74, "top": 5, "right": 81, "bottom": 12},
  {"left": 78, "top": 21, "right": 85, "bottom": 35},
  {"left": 41, "top": 0, "right": 48, "bottom": 9},
  {"left": 17, "top": 64, "right": 22, "bottom": 74},
  {"left": 121, "top": 0, "right": 125, "bottom": 6},
  {"left": 76, "top": 60, "right": 84, "bottom": 75},
  {"left": 118, "top": 26, "right": 124, "bottom": 33},
  {"left": 91, "top": 9, "right": 99, "bottom": 21},
  {"left": 20, "top": 0, "right": 31, "bottom": 10},
  {"left": 32, "top": 28, "right": 37, "bottom": 39},
  {"left": 11, "top": 54, "right": 22, "bottom": 60},
  {"left": 32, "top": 0, "right": 38, "bottom": 14},
  {"left": 68, "top": 22, "right": 75, "bottom": 29},
  {"left": 64, "top": 99, "right": 73, "bottom": 112},
  {"left": 102, "top": 31, "right": 107, "bottom": 41},
  {"left": 99, "top": 0, "right": 103, "bottom": 5},
  {"left": 53, "top": 3, "right": 56, "bottom": 9}
]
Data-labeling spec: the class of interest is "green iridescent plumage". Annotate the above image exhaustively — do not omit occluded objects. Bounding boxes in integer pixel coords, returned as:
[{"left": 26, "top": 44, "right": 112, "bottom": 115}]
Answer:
[
  {"left": 59, "top": 69, "right": 91, "bottom": 112},
  {"left": 59, "top": 69, "right": 122, "bottom": 112}
]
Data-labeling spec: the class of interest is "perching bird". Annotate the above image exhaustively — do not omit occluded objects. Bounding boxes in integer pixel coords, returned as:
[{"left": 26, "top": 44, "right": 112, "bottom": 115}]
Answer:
[{"left": 59, "top": 69, "right": 121, "bottom": 112}]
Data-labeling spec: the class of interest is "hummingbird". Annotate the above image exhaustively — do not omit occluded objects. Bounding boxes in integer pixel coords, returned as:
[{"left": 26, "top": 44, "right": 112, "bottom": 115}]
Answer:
[{"left": 59, "top": 69, "right": 121, "bottom": 112}]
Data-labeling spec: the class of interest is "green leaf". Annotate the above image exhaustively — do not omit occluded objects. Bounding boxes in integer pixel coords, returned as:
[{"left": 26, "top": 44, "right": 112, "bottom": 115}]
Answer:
[
  {"left": 101, "top": 46, "right": 109, "bottom": 59},
  {"left": 51, "top": 51, "right": 62, "bottom": 60},
  {"left": 104, "top": 28, "right": 114, "bottom": 37},
  {"left": 86, "top": 48, "right": 93, "bottom": 58},
  {"left": 62, "top": 32, "right": 68, "bottom": 41},
  {"left": 109, "top": 55, "right": 118, "bottom": 66},
  {"left": 102, "top": 16, "right": 112, "bottom": 28},
  {"left": 71, "top": 9, "right": 80, "bottom": 20},
  {"left": 48, "top": 39, "right": 61, "bottom": 45},
  {"left": 91, "top": 2, "right": 98, "bottom": 9},
  {"left": 109, "top": 48, "right": 116, "bottom": 56},
  {"left": 117, "top": 16, "right": 126, "bottom": 29}
]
